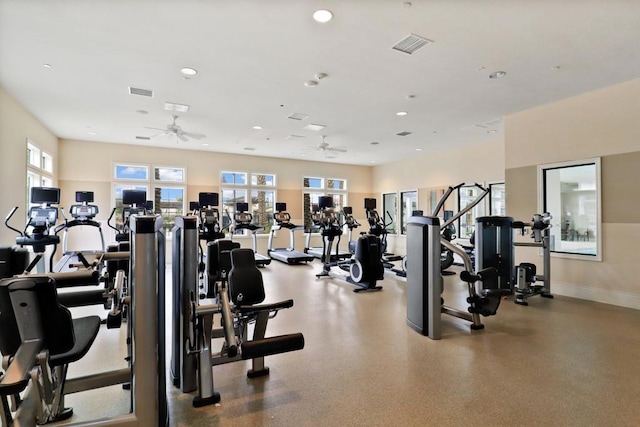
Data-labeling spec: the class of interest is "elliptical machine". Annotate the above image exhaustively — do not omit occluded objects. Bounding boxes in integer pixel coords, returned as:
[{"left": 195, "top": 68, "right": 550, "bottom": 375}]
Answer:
[
  {"left": 316, "top": 196, "right": 383, "bottom": 293},
  {"left": 4, "top": 187, "right": 61, "bottom": 274},
  {"left": 364, "top": 197, "right": 401, "bottom": 268}
]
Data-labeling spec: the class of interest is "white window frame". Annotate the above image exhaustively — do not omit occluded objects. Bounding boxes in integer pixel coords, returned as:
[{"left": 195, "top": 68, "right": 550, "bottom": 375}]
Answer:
[
  {"left": 303, "top": 176, "right": 348, "bottom": 232},
  {"left": 26, "top": 139, "right": 54, "bottom": 209},
  {"left": 538, "top": 157, "right": 602, "bottom": 261},
  {"left": 112, "top": 162, "right": 186, "bottom": 238},
  {"left": 220, "top": 170, "right": 277, "bottom": 236}
]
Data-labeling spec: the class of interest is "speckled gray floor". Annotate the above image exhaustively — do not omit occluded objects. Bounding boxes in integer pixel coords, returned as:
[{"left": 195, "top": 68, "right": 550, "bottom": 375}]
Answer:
[{"left": 56, "top": 261, "right": 640, "bottom": 426}]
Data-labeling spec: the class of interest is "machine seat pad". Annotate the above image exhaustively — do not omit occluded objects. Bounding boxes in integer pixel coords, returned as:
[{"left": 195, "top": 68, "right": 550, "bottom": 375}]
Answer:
[
  {"left": 481, "top": 288, "right": 513, "bottom": 298},
  {"left": 49, "top": 315, "right": 101, "bottom": 367},
  {"left": 228, "top": 248, "right": 265, "bottom": 306},
  {"left": 236, "top": 299, "right": 294, "bottom": 316}
]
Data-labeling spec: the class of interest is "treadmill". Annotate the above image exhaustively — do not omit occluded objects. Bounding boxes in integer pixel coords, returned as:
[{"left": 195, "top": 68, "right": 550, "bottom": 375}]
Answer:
[
  {"left": 304, "top": 202, "right": 351, "bottom": 261},
  {"left": 268, "top": 202, "right": 315, "bottom": 264},
  {"left": 231, "top": 202, "right": 271, "bottom": 267}
]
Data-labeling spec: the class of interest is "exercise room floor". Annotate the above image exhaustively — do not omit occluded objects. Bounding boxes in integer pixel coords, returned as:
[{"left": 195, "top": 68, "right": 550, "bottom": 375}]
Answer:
[{"left": 58, "top": 260, "right": 640, "bottom": 426}]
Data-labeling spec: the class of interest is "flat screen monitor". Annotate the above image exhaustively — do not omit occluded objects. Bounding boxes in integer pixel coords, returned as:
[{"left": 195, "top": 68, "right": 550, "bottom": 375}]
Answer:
[
  {"left": 275, "top": 202, "right": 286, "bottom": 212},
  {"left": 122, "top": 189, "right": 146, "bottom": 206},
  {"left": 311, "top": 203, "right": 320, "bottom": 213},
  {"left": 143, "top": 200, "right": 153, "bottom": 211},
  {"left": 236, "top": 202, "right": 249, "bottom": 212},
  {"left": 189, "top": 201, "right": 200, "bottom": 211},
  {"left": 199, "top": 192, "right": 219, "bottom": 207},
  {"left": 75, "top": 191, "right": 94, "bottom": 203},
  {"left": 343, "top": 206, "right": 353, "bottom": 215},
  {"left": 318, "top": 196, "right": 333, "bottom": 209},
  {"left": 364, "top": 198, "right": 376, "bottom": 210},
  {"left": 412, "top": 210, "right": 423, "bottom": 216},
  {"left": 31, "top": 187, "right": 60, "bottom": 205}
]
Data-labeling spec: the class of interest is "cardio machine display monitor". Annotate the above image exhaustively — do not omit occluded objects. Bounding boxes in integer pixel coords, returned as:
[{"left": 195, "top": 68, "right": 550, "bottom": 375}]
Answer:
[
  {"left": 412, "top": 210, "right": 423, "bottom": 216},
  {"left": 31, "top": 187, "right": 60, "bottom": 205},
  {"left": 189, "top": 201, "right": 200, "bottom": 211},
  {"left": 75, "top": 191, "right": 94, "bottom": 203},
  {"left": 236, "top": 202, "right": 249, "bottom": 212},
  {"left": 122, "top": 189, "right": 146, "bottom": 206},
  {"left": 343, "top": 206, "right": 353, "bottom": 215},
  {"left": 318, "top": 196, "right": 334, "bottom": 209},
  {"left": 275, "top": 202, "right": 287, "bottom": 212},
  {"left": 143, "top": 200, "right": 154, "bottom": 211},
  {"left": 364, "top": 198, "right": 376, "bottom": 210},
  {"left": 199, "top": 192, "right": 219, "bottom": 207},
  {"left": 311, "top": 203, "right": 320, "bottom": 213},
  {"left": 443, "top": 210, "right": 453, "bottom": 221}
]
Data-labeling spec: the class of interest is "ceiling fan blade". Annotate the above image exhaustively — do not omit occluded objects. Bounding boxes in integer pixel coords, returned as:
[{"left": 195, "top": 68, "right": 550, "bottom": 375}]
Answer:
[
  {"left": 327, "top": 147, "right": 347, "bottom": 153},
  {"left": 177, "top": 133, "right": 189, "bottom": 142},
  {"left": 182, "top": 131, "right": 206, "bottom": 140},
  {"left": 144, "top": 126, "right": 168, "bottom": 131}
]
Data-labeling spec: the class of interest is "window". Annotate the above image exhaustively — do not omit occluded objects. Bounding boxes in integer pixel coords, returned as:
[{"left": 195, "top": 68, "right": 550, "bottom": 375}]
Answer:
[
  {"left": 114, "top": 164, "right": 149, "bottom": 181},
  {"left": 26, "top": 140, "right": 54, "bottom": 207},
  {"left": 113, "top": 163, "right": 185, "bottom": 237},
  {"left": 400, "top": 191, "right": 418, "bottom": 234},
  {"left": 489, "top": 182, "right": 506, "bottom": 215},
  {"left": 221, "top": 171, "right": 276, "bottom": 234},
  {"left": 428, "top": 188, "right": 447, "bottom": 217},
  {"left": 383, "top": 193, "right": 397, "bottom": 234},
  {"left": 303, "top": 177, "right": 347, "bottom": 231},
  {"left": 540, "top": 158, "right": 601, "bottom": 259},
  {"left": 458, "top": 185, "right": 485, "bottom": 239}
]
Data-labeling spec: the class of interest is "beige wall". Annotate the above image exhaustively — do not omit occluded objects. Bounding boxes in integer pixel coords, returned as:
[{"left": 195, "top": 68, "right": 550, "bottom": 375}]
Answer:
[
  {"left": 505, "top": 78, "right": 640, "bottom": 309},
  {"left": 372, "top": 138, "right": 505, "bottom": 255},
  {"left": 0, "top": 85, "right": 59, "bottom": 244},
  {"left": 58, "top": 139, "right": 373, "bottom": 253}
]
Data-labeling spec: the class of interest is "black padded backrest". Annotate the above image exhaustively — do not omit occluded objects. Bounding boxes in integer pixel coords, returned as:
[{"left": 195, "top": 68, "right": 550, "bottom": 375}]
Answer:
[
  {"left": 0, "top": 276, "right": 75, "bottom": 357},
  {"left": 228, "top": 248, "right": 265, "bottom": 306},
  {"left": 208, "top": 240, "right": 241, "bottom": 281}
]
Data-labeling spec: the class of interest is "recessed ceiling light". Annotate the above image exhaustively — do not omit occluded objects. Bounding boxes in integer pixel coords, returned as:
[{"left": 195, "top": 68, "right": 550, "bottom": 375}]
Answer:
[
  {"left": 487, "top": 129, "right": 498, "bottom": 134},
  {"left": 201, "top": 143, "right": 209, "bottom": 146},
  {"left": 489, "top": 71, "right": 506, "bottom": 79},
  {"left": 180, "top": 67, "right": 197, "bottom": 76},
  {"left": 136, "top": 109, "right": 149, "bottom": 115},
  {"left": 370, "top": 160, "right": 376, "bottom": 163},
  {"left": 87, "top": 131, "right": 97, "bottom": 135},
  {"left": 304, "top": 80, "right": 319, "bottom": 87},
  {"left": 370, "top": 142, "right": 380, "bottom": 145},
  {"left": 416, "top": 148, "right": 423, "bottom": 151},
  {"left": 252, "top": 125, "right": 263, "bottom": 130},
  {"left": 43, "top": 63, "right": 52, "bottom": 68},
  {"left": 396, "top": 111, "right": 408, "bottom": 116},
  {"left": 313, "top": 9, "right": 333, "bottom": 23}
]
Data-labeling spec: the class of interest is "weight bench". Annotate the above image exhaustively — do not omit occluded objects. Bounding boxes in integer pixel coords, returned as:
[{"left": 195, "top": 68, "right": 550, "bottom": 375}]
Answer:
[
  {"left": 192, "top": 248, "right": 304, "bottom": 407},
  {"left": 0, "top": 276, "right": 101, "bottom": 425}
]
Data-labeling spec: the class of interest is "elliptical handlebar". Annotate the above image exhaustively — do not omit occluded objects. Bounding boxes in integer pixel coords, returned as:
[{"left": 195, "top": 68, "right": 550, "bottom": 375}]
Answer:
[
  {"left": 4, "top": 206, "right": 24, "bottom": 237},
  {"left": 107, "top": 207, "right": 119, "bottom": 233}
]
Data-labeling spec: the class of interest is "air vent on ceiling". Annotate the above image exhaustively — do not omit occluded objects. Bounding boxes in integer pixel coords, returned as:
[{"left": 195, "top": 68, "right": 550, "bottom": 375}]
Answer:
[
  {"left": 164, "top": 102, "right": 190, "bottom": 113},
  {"left": 244, "top": 147, "right": 256, "bottom": 151},
  {"left": 288, "top": 112, "right": 309, "bottom": 121},
  {"left": 304, "top": 123, "right": 326, "bottom": 132},
  {"left": 128, "top": 86, "right": 154, "bottom": 97},
  {"left": 396, "top": 131, "right": 413, "bottom": 137},
  {"left": 135, "top": 136, "right": 151, "bottom": 140},
  {"left": 286, "top": 134, "right": 306, "bottom": 140},
  {"left": 392, "top": 34, "right": 433, "bottom": 55}
]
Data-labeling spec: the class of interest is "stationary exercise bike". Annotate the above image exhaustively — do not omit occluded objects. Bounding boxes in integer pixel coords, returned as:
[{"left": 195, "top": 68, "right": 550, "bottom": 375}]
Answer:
[{"left": 315, "top": 196, "right": 383, "bottom": 292}]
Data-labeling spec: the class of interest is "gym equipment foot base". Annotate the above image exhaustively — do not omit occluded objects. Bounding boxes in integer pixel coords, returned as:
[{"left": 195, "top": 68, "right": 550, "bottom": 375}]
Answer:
[
  {"left": 470, "top": 324, "right": 485, "bottom": 330},
  {"left": 354, "top": 286, "right": 382, "bottom": 293},
  {"left": 247, "top": 367, "right": 270, "bottom": 378},
  {"left": 541, "top": 293, "right": 554, "bottom": 299},
  {"left": 50, "top": 407, "right": 74, "bottom": 423},
  {"left": 193, "top": 393, "right": 220, "bottom": 408},
  {"left": 515, "top": 299, "right": 529, "bottom": 306}
]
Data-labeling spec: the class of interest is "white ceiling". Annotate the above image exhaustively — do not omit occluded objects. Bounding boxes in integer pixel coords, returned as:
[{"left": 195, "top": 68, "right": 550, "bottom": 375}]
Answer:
[{"left": 1, "top": 0, "right": 639, "bottom": 166}]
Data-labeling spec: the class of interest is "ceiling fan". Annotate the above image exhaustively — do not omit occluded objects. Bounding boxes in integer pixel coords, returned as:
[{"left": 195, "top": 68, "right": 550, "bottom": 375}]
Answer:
[
  {"left": 144, "top": 115, "right": 206, "bottom": 142},
  {"left": 316, "top": 136, "right": 347, "bottom": 158}
]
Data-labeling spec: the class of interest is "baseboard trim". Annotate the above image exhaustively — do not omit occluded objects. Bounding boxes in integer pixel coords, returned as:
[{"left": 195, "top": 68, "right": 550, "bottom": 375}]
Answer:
[{"left": 552, "top": 281, "right": 640, "bottom": 310}]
